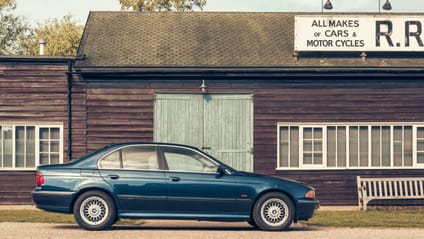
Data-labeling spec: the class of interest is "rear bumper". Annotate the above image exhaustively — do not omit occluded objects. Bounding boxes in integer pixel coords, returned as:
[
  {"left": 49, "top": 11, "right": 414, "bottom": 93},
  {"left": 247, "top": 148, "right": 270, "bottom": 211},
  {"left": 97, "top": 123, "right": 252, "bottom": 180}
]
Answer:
[
  {"left": 296, "top": 199, "right": 320, "bottom": 221},
  {"left": 32, "top": 190, "right": 76, "bottom": 213}
]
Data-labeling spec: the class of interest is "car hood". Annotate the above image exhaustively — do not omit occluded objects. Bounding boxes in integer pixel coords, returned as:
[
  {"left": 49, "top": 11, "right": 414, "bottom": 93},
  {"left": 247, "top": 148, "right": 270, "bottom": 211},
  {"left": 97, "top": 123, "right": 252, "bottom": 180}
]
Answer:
[{"left": 236, "top": 171, "right": 313, "bottom": 190}]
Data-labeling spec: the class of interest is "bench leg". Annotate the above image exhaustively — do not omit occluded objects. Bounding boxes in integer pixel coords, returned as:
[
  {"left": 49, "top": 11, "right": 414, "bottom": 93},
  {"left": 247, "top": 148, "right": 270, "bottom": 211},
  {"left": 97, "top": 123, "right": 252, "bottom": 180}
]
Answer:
[{"left": 363, "top": 199, "right": 368, "bottom": 211}]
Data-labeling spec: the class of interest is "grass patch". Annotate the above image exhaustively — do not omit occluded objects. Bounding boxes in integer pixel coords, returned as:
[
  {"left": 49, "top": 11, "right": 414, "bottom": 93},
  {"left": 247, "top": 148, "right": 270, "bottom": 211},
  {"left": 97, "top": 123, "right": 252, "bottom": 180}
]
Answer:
[
  {"left": 304, "top": 210, "right": 424, "bottom": 228},
  {"left": 0, "top": 210, "right": 142, "bottom": 225},
  {"left": 0, "top": 210, "right": 75, "bottom": 224},
  {"left": 1, "top": 210, "right": 424, "bottom": 228}
]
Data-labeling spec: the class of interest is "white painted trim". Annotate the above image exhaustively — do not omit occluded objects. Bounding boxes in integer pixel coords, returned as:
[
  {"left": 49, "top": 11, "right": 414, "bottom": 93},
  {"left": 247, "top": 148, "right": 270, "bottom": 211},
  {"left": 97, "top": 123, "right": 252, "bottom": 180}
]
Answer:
[
  {"left": 0, "top": 123, "right": 63, "bottom": 171},
  {"left": 276, "top": 166, "right": 424, "bottom": 171},
  {"left": 0, "top": 126, "right": 2, "bottom": 168},
  {"left": 12, "top": 126, "right": 15, "bottom": 168},
  {"left": 276, "top": 122, "right": 424, "bottom": 170},
  {"left": 415, "top": 125, "right": 424, "bottom": 167}
]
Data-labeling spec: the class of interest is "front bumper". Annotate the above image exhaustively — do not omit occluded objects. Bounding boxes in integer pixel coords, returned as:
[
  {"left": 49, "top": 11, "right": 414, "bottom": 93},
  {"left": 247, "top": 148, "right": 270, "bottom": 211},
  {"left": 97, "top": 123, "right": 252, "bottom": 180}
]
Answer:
[
  {"left": 296, "top": 199, "right": 320, "bottom": 221},
  {"left": 32, "top": 190, "right": 76, "bottom": 213}
]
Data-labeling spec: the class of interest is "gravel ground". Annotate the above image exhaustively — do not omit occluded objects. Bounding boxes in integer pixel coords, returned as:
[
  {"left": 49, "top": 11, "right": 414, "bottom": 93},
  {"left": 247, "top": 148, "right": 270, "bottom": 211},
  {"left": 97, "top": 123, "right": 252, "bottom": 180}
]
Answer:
[{"left": 1, "top": 221, "right": 424, "bottom": 239}]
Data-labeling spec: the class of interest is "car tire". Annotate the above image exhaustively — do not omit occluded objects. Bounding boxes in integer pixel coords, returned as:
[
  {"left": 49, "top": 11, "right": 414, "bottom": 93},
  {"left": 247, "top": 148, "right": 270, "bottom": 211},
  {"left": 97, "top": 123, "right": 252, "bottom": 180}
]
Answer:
[
  {"left": 252, "top": 192, "right": 295, "bottom": 231},
  {"left": 73, "top": 190, "right": 116, "bottom": 230}
]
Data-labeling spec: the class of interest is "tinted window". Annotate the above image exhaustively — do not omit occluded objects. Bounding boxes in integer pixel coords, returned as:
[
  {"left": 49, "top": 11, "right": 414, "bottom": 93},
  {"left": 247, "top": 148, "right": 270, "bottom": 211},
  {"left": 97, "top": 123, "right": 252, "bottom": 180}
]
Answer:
[
  {"left": 122, "top": 146, "right": 159, "bottom": 170},
  {"left": 100, "top": 150, "right": 121, "bottom": 169},
  {"left": 163, "top": 147, "right": 217, "bottom": 173}
]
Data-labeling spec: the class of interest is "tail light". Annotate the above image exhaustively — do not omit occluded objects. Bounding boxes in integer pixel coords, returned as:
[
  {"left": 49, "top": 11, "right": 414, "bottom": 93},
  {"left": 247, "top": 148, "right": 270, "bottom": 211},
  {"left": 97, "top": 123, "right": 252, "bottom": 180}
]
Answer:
[
  {"left": 305, "top": 190, "right": 316, "bottom": 199},
  {"left": 36, "top": 171, "right": 45, "bottom": 186}
]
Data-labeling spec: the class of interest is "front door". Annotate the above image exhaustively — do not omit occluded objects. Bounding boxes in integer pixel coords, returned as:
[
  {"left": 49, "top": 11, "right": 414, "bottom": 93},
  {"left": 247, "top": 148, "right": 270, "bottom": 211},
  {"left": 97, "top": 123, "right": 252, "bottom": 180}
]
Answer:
[
  {"left": 159, "top": 145, "right": 252, "bottom": 215},
  {"left": 154, "top": 93, "right": 254, "bottom": 172}
]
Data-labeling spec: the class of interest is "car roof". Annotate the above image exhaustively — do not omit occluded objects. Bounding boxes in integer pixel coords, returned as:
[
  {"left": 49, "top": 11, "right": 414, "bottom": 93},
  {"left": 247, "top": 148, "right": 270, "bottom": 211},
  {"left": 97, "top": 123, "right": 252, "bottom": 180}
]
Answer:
[{"left": 106, "top": 142, "right": 200, "bottom": 151}]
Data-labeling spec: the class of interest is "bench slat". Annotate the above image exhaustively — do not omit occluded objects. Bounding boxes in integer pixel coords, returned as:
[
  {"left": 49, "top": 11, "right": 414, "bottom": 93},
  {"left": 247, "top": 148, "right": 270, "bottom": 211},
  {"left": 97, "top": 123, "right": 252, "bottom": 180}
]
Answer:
[{"left": 357, "top": 176, "right": 424, "bottom": 210}]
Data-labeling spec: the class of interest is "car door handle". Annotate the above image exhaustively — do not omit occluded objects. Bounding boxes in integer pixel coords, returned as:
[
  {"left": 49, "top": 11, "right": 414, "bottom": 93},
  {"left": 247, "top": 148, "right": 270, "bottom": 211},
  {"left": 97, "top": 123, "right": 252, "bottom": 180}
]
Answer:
[
  {"left": 168, "top": 176, "right": 180, "bottom": 182},
  {"left": 108, "top": 175, "right": 120, "bottom": 180}
]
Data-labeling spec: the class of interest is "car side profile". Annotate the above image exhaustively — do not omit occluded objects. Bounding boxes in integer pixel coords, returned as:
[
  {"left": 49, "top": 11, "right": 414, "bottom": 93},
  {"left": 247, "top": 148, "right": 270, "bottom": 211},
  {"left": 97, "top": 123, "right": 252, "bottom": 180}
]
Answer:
[{"left": 32, "top": 143, "right": 319, "bottom": 231}]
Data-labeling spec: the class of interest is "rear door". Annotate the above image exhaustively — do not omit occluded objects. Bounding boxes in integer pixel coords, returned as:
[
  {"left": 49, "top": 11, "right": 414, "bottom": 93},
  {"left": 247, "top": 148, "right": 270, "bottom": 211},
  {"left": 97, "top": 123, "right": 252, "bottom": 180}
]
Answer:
[{"left": 99, "top": 145, "right": 168, "bottom": 213}]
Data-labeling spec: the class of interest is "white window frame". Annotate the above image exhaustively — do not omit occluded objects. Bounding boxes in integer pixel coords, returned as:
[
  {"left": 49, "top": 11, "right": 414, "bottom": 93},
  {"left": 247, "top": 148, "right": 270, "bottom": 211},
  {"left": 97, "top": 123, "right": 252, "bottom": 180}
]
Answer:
[
  {"left": 0, "top": 123, "right": 63, "bottom": 171},
  {"left": 299, "top": 126, "right": 327, "bottom": 168},
  {"left": 277, "top": 122, "right": 424, "bottom": 170},
  {"left": 415, "top": 125, "right": 424, "bottom": 167}
]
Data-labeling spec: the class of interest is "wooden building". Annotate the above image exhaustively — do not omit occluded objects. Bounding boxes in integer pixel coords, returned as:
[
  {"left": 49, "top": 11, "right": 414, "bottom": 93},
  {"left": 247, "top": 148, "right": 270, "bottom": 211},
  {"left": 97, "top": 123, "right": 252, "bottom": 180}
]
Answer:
[
  {"left": 2, "top": 12, "right": 424, "bottom": 205},
  {"left": 0, "top": 56, "right": 73, "bottom": 204}
]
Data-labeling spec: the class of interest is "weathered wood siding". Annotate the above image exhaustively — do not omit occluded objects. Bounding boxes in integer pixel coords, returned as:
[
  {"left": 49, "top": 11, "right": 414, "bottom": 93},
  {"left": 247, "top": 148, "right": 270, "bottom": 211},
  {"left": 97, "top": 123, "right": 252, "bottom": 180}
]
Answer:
[
  {"left": 71, "top": 75, "right": 87, "bottom": 159},
  {"left": 252, "top": 77, "right": 424, "bottom": 205},
  {"left": 3, "top": 70, "right": 424, "bottom": 205},
  {"left": 83, "top": 77, "right": 424, "bottom": 205},
  {"left": 0, "top": 171, "right": 36, "bottom": 204},
  {"left": 0, "top": 62, "right": 69, "bottom": 204}
]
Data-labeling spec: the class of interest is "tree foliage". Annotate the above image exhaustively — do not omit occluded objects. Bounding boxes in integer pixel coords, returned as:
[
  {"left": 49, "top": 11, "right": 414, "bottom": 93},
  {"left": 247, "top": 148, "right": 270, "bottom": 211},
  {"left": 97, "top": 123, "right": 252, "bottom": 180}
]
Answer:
[
  {"left": 20, "top": 15, "right": 84, "bottom": 56},
  {"left": 0, "top": 0, "right": 16, "bottom": 9},
  {"left": 119, "top": 0, "right": 206, "bottom": 11},
  {"left": 0, "top": 0, "right": 31, "bottom": 55}
]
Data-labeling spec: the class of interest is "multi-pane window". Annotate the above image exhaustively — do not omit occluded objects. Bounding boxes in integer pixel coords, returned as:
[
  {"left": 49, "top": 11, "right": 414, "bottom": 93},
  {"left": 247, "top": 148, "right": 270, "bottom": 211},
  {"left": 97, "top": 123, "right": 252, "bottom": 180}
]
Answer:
[
  {"left": 418, "top": 127, "right": 424, "bottom": 164},
  {"left": 302, "top": 127, "right": 324, "bottom": 167},
  {"left": 0, "top": 124, "right": 62, "bottom": 170},
  {"left": 16, "top": 126, "right": 36, "bottom": 168},
  {"left": 39, "top": 128, "right": 61, "bottom": 165},
  {"left": 278, "top": 123, "right": 424, "bottom": 169}
]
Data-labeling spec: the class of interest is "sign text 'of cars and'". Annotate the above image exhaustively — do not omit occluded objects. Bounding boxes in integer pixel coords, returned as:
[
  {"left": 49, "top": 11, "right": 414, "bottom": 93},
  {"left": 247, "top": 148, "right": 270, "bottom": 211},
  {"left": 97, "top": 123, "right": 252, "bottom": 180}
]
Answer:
[{"left": 295, "top": 16, "right": 424, "bottom": 52}]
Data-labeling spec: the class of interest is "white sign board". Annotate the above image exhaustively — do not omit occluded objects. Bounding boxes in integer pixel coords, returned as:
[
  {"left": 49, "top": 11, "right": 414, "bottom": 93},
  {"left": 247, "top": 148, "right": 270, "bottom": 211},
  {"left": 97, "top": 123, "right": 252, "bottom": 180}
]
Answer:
[{"left": 295, "top": 15, "right": 424, "bottom": 52}]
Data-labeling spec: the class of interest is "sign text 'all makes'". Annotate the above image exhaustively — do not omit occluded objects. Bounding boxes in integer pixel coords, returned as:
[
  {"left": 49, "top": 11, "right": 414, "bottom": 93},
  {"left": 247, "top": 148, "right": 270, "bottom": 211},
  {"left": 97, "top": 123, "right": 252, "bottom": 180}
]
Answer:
[{"left": 294, "top": 15, "right": 424, "bottom": 52}]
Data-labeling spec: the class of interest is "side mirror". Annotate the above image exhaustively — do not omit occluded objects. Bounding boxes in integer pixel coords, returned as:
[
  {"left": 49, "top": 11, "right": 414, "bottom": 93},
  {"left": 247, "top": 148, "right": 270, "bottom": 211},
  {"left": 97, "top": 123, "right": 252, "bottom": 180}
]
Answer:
[{"left": 217, "top": 165, "right": 226, "bottom": 176}]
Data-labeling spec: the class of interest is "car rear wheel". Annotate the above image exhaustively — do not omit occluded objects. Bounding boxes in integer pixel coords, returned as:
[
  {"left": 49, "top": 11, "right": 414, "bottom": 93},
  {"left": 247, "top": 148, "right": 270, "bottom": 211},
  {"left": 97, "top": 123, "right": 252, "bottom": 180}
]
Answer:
[
  {"left": 73, "top": 190, "right": 116, "bottom": 230},
  {"left": 252, "top": 192, "right": 294, "bottom": 231}
]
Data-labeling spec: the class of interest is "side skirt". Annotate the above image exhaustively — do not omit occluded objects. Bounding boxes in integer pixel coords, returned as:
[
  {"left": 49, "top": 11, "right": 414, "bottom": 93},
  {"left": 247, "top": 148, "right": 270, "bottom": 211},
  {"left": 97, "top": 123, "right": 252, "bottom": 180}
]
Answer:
[{"left": 118, "top": 212, "right": 250, "bottom": 222}]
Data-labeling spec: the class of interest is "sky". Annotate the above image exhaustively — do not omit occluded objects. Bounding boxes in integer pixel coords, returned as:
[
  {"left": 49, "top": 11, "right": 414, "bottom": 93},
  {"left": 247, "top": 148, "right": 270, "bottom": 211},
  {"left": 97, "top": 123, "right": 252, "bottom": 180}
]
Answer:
[{"left": 13, "top": 0, "right": 424, "bottom": 25}]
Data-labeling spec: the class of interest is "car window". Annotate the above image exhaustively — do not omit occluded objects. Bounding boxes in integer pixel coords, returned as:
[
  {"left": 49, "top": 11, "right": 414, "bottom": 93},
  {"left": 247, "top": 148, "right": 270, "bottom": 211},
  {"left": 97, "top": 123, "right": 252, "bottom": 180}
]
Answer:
[
  {"left": 99, "top": 150, "right": 121, "bottom": 169},
  {"left": 122, "top": 146, "right": 159, "bottom": 170},
  {"left": 163, "top": 148, "right": 218, "bottom": 173}
]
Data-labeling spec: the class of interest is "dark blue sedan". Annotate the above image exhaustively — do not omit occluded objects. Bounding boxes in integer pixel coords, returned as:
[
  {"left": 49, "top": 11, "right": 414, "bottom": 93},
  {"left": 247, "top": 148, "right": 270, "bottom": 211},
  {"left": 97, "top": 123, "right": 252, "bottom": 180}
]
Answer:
[{"left": 32, "top": 143, "right": 319, "bottom": 231}]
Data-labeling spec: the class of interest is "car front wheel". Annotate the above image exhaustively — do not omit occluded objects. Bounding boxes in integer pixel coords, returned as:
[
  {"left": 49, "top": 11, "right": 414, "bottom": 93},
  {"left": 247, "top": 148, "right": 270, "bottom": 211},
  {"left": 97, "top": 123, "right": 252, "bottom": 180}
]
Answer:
[
  {"left": 252, "top": 192, "right": 295, "bottom": 231},
  {"left": 73, "top": 190, "right": 116, "bottom": 230}
]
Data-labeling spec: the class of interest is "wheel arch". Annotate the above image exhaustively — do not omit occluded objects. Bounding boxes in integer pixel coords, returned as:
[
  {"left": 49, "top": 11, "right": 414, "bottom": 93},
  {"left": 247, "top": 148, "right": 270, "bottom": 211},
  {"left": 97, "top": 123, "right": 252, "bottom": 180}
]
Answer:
[
  {"left": 250, "top": 189, "right": 298, "bottom": 222},
  {"left": 70, "top": 187, "right": 118, "bottom": 215}
]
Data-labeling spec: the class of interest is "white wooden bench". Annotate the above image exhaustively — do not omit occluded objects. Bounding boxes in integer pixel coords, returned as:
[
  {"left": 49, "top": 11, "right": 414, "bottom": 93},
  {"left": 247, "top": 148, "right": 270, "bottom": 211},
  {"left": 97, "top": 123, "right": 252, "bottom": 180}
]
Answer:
[{"left": 357, "top": 176, "right": 424, "bottom": 211}]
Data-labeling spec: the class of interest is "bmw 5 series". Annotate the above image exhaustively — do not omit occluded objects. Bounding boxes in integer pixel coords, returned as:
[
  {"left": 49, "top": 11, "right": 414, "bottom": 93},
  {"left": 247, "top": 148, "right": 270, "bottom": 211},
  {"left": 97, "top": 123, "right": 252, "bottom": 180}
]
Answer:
[{"left": 32, "top": 143, "right": 319, "bottom": 231}]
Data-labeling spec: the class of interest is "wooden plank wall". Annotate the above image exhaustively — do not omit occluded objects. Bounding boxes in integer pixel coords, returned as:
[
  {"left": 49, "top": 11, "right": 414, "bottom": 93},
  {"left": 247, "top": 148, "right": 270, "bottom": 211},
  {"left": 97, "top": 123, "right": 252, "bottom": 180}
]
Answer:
[
  {"left": 251, "top": 77, "right": 424, "bottom": 205},
  {"left": 84, "top": 77, "right": 424, "bottom": 205},
  {"left": 3, "top": 71, "right": 424, "bottom": 205},
  {"left": 0, "top": 62, "right": 69, "bottom": 204},
  {"left": 0, "top": 171, "right": 36, "bottom": 204},
  {"left": 71, "top": 75, "right": 87, "bottom": 159}
]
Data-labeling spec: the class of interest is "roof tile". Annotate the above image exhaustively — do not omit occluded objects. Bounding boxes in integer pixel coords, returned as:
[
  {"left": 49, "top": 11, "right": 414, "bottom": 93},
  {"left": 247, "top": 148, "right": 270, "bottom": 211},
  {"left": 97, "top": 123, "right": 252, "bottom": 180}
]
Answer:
[{"left": 76, "top": 12, "right": 424, "bottom": 68}]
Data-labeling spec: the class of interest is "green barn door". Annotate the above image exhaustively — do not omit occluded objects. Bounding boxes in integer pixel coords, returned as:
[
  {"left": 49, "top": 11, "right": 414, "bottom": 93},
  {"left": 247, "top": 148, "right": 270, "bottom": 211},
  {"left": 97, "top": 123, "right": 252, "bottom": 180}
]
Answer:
[
  {"left": 154, "top": 93, "right": 253, "bottom": 172},
  {"left": 203, "top": 94, "right": 253, "bottom": 171},
  {"left": 154, "top": 94, "right": 204, "bottom": 148}
]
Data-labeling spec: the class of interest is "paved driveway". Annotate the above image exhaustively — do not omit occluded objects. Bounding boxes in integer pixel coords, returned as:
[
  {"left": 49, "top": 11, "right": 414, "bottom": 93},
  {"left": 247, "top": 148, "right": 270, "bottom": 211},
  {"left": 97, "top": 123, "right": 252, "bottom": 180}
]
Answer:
[{"left": 1, "top": 221, "right": 423, "bottom": 239}]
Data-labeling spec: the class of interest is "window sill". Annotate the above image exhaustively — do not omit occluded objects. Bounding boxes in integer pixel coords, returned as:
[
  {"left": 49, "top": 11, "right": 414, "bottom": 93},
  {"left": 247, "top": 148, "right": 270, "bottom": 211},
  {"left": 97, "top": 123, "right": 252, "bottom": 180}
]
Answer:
[{"left": 276, "top": 166, "right": 424, "bottom": 170}]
